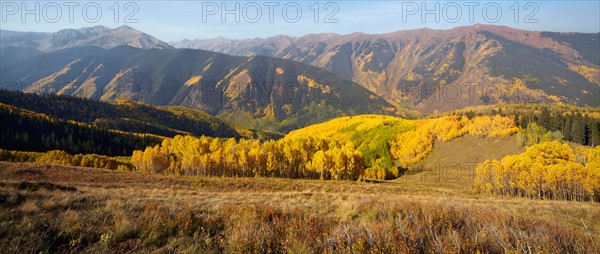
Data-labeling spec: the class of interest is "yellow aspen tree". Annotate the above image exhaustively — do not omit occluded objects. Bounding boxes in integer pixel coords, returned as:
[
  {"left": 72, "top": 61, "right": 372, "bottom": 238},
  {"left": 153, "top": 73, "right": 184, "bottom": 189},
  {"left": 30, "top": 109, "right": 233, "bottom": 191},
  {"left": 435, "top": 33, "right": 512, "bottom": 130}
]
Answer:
[
  {"left": 474, "top": 159, "right": 501, "bottom": 193},
  {"left": 223, "top": 138, "right": 237, "bottom": 177},
  {"left": 584, "top": 146, "right": 600, "bottom": 201},
  {"left": 312, "top": 150, "right": 327, "bottom": 180},
  {"left": 131, "top": 150, "right": 144, "bottom": 172}
]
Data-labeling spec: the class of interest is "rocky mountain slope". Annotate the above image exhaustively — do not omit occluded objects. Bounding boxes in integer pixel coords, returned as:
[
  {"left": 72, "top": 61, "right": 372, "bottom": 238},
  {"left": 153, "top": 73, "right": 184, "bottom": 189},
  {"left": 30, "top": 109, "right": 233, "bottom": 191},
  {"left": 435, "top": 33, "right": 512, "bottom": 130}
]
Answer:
[
  {"left": 0, "top": 46, "right": 397, "bottom": 132},
  {"left": 173, "top": 24, "right": 599, "bottom": 112}
]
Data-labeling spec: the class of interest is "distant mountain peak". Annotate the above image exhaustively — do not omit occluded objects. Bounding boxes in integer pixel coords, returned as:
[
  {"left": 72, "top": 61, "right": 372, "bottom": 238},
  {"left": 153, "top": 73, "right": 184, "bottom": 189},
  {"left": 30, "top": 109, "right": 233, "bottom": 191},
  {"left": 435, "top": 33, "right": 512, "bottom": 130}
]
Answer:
[
  {"left": 116, "top": 25, "right": 134, "bottom": 30},
  {"left": 2, "top": 25, "right": 172, "bottom": 52}
]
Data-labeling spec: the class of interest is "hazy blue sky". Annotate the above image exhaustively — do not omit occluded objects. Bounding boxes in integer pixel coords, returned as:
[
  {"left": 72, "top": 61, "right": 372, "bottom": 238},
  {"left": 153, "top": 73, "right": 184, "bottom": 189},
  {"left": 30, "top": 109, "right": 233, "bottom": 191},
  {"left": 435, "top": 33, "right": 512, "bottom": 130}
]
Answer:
[{"left": 1, "top": 1, "right": 598, "bottom": 41}]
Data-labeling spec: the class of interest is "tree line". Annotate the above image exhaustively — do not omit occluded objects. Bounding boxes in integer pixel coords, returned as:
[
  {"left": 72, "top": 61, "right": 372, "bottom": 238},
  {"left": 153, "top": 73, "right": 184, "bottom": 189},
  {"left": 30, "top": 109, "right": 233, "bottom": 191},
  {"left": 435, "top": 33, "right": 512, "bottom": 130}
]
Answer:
[
  {"left": 475, "top": 142, "right": 600, "bottom": 202},
  {"left": 131, "top": 115, "right": 524, "bottom": 180},
  {"left": 458, "top": 105, "right": 600, "bottom": 147},
  {"left": 519, "top": 107, "right": 600, "bottom": 147},
  {"left": 0, "top": 149, "right": 132, "bottom": 170},
  {"left": 131, "top": 135, "right": 365, "bottom": 180}
]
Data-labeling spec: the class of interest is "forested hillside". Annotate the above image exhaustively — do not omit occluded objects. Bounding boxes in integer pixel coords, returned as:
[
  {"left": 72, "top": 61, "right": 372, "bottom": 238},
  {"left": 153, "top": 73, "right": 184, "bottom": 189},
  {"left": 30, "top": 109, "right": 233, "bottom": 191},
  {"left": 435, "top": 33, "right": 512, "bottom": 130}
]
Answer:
[
  {"left": 0, "top": 90, "right": 282, "bottom": 156},
  {"left": 129, "top": 113, "right": 532, "bottom": 180},
  {"left": 0, "top": 103, "right": 160, "bottom": 156},
  {"left": 438, "top": 104, "right": 600, "bottom": 146},
  {"left": 0, "top": 90, "right": 244, "bottom": 138}
]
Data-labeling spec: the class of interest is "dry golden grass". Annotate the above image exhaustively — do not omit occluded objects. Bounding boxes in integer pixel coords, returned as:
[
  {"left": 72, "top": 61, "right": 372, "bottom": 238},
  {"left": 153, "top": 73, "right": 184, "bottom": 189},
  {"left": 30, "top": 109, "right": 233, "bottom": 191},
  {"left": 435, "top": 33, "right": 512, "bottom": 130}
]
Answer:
[{"left": 1, "top": 161, "right": 599, "bottom": 253}]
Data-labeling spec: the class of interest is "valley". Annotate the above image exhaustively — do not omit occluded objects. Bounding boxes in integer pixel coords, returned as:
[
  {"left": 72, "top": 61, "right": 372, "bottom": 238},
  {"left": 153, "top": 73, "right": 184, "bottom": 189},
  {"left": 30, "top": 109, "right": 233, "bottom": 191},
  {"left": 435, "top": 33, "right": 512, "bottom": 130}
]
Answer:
[{"left": 1, "top": 18, "right": 599, "bottom": 253}]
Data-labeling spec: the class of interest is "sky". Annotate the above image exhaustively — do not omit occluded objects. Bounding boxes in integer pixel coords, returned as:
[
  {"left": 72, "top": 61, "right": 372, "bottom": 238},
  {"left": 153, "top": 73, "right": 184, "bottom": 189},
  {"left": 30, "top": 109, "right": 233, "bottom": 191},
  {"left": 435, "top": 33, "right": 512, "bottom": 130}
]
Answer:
[{"left": 1, "top": 1, "right": 599, "bottom": 41}]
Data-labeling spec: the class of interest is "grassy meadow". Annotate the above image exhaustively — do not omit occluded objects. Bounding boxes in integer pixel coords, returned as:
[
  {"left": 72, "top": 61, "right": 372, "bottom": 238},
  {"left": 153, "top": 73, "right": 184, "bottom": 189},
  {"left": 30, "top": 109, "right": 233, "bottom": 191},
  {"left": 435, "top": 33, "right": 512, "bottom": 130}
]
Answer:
[{"left": 1, "top": 156, "right": 598, "bottom": 253}]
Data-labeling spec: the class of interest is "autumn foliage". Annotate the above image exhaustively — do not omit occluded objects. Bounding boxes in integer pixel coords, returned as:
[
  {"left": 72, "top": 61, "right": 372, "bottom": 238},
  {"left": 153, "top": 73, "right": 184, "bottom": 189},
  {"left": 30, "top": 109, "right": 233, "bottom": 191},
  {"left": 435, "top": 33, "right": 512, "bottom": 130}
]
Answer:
[
  {"left": 475, "top": 142, "right": 600, "bottom": 201},
  {"left": 129, "top": 115, "right": 522, "bottom": 180},
  {"left": 285, "top": 115, "right": 413, "bottom": 179},
  {"left": 131, "top": 135, "right": 364, "bottom": 180},
  {"left": 390, "top": 115, "right": 519, "bottom": 169},
  {"left": 0, "top": 149, "right": 132, "bottom": 170}
]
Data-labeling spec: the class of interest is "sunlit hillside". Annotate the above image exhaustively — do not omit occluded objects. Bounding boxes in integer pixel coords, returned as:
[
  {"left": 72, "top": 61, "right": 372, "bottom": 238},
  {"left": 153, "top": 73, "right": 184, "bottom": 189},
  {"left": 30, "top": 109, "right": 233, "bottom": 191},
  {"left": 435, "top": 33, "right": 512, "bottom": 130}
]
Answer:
[
  {"left": 2, "top": 10, "right": 600, "bottom": 253},
  {"left": 284, "top": 114, "right": 521, "bottom": 178},
  {"left": 286, "top": 115, "right": 414, "bottom": 176}
]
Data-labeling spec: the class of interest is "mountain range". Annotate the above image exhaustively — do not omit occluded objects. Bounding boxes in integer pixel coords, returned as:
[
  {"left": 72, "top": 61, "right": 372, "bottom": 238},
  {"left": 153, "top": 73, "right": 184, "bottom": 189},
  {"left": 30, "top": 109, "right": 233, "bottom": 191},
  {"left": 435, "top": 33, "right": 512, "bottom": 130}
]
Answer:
[
  {"left": 1, "top": 24, "right": 598, "bottom": 131},
  {"left": 1, "top": 25, "right": 171, "bottom": 52},
  {"left": 173, "top": 24, "right": 600, "bottom": 112},
  {"left": 0, "top": 45, "right": 396, "bottom": 132},
  {"left": 0, "top": 25, "right": 172, "bottom": 68}
]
